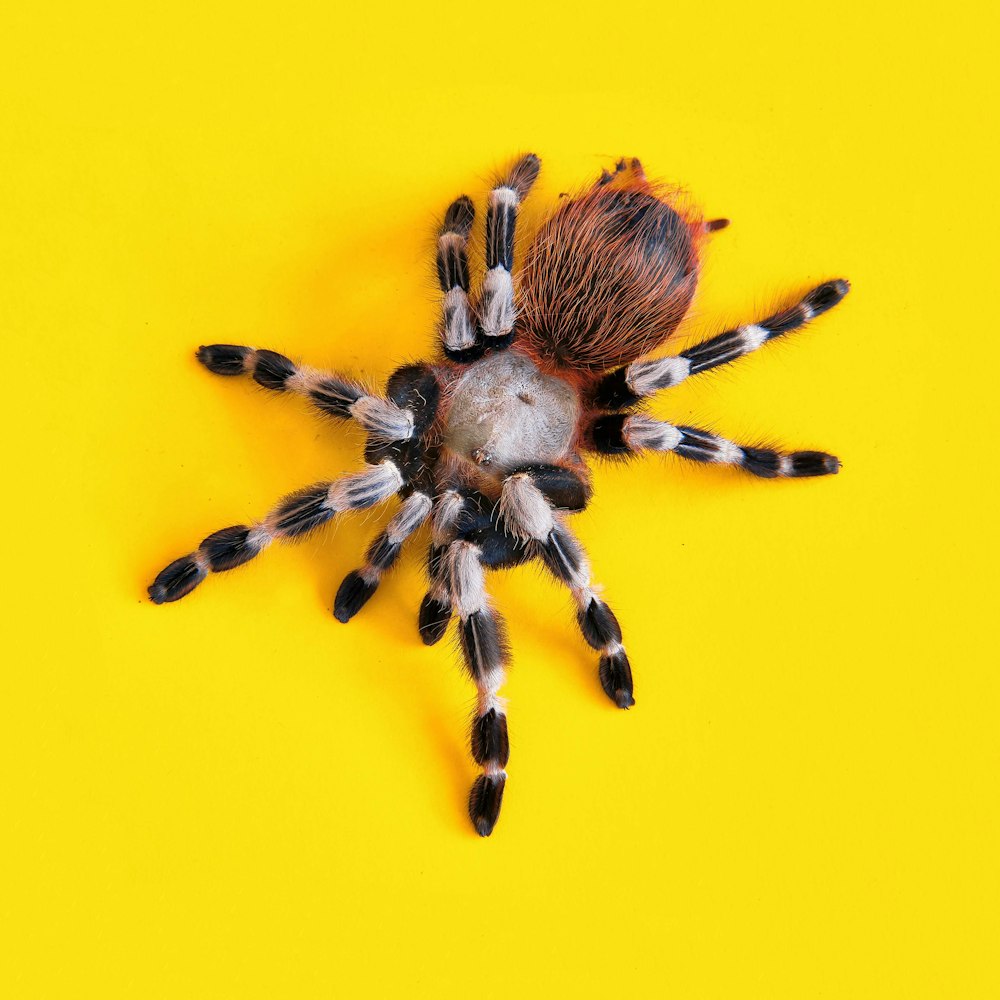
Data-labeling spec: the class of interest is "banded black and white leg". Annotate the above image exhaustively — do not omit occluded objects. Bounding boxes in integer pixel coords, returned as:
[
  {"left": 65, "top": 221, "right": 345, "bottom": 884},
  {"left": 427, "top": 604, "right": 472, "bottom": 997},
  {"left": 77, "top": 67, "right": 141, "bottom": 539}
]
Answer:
[
  {"left": 334, "top": 490, "right": 433, "bottom": 622},
  {"left": 590, "top": 414, "right": 840, "bottom": 478},
  {"left": 478, "top": 153, "right": 541, "bottom": 350},
  {"left": 417, "top": 489, "right": 465, "bottom": 644},
  {"left": 591, "top": 280, "right": 850, "bottom": 409},
  {"left": 196, "top": 345, "right": 416, "bottom": 441},
  {"left": 447, "top": 540, "right": 511, "bottom": 837},
  {"left": 498, "top": 470, "right": 632, "bottom": 707},
  {"left": 148, "top": 461, "right": 404, "bottom": 604},
  {"left": 418, "top": 487, "right": 532, "bottom": 644},
  {"left": 436, "top": 195, "right": 479, "bottom": 363}
]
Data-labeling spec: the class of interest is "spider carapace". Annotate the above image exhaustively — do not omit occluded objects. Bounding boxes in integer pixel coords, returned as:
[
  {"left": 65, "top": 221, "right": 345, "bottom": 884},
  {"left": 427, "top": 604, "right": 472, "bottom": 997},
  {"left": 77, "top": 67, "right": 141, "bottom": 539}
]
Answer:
[{"left": 150, "top": 154, "right": 849, "bottom": 836}]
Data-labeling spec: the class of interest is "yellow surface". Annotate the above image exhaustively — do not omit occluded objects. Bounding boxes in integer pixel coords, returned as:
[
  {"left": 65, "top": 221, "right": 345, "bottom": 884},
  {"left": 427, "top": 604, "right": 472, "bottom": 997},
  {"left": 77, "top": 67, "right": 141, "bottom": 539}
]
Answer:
[{"left": 2, "top": 3, "right": 997, "bottom": 997}]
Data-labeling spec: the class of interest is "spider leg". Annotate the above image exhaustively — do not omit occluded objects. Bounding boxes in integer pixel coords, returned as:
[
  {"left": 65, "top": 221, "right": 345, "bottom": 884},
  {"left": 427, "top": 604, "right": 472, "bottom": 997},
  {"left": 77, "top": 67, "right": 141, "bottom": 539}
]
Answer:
[
  {"left": 589, "top": 413, "right": 840, "bottom": 477},
  {"left": 591, "top": 279, "right": 850, "bottom": 409},
  {"left": 478, "top": 153, "right": 541, "bottom": 350},
  {"left": 333, "top": 490, "right": 433, "bottom": 622},
  {"left": 498, "top": 473, "right": 634, "bottom": 707},
  {"left": 418, "top": 541, "right": 453, "bottom": 644},
  {"left": 447, "top": 539, "right": 511, "bottom": 837},
  {"left": 148, "top": 460, "right": 404, "bottom": 604},
  {"left": 548, "top": 523, "right": 634, "bottom": 708},
  {"left": 327, "top": 360, "right": 445, "bottom": 621},
  {"left": 196, "top": 345, "right": 415, "bottom": 441},
  {"left": 435, "top": 196, "right": 479, "bottom": 363},
  {"left": 417, "top": 486, "right": 535, "bottom": 644},
  {"left": 417, "top": 489, "right": 464, "bottom": 644}
]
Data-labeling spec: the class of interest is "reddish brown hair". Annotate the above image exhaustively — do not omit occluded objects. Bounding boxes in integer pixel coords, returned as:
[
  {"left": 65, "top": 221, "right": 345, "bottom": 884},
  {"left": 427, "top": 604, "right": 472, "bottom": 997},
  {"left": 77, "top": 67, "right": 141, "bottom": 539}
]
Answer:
[{"left": 517, "top": 177, "right": 704, "bottom": 376}]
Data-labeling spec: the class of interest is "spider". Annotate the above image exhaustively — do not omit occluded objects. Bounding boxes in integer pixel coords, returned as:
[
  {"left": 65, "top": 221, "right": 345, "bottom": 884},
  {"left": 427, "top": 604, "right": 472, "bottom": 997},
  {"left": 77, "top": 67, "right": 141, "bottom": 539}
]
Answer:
[{"left": 149, "top": 153, "right": 849, "bottom": 837}]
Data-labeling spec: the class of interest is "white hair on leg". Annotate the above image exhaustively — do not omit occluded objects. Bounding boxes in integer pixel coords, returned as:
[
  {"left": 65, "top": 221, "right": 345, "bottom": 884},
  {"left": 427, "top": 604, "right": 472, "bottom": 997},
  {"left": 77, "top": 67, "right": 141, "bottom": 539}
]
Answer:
[
  {"left": 387, "top": 491, "right": 433, "bottom": 543},
  {"left": 623, "top": 415, "right": 683, "bottom": 452},
  {"left": 436, "top": 195, "right": 477, "bottom": 355},
  {"left": 626, "top": 354, "right": 692, "bottom": 395},
  {"left": 432, "top": 489, "right": 465, "bottom": 544},
  {"left": 739, "top": 323, "right": 770, "bottom": 350},
  {"left": 348, "top": 396, "right": 415, "bottom": 442},
  {"left": 480, "top": 266, "right": 516, "bottom": 339},
  {"left": 499, "top": 473, "right": 555, "bottom": 541},
  {"left": 327, "top": 461, "right": 404, "bottom": 512},
  {"left": 448, "top": 541, "right": 487, "bottom": 617},
  {"left": 478, "top": 155, "right": 540, "bottom": 351}
]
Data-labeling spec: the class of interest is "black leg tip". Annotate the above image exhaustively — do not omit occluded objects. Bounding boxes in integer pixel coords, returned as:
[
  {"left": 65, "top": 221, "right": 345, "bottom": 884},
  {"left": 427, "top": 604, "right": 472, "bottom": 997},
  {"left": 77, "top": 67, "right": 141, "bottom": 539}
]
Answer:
[
  {"left": 614, "top": 689, "right": 636, "bottom": 710},
  {"left": 334, "top": 570, "right": 378, "bottom": 623},
  {"left": 792, "top": 451, "right": 841, "bottom": 477},
  {"left": 808, "top": 279, "right": 851, "bottom": 314},
  {"left": 469, "top": 774, "right": 505, "bottom": 837},
  {"left": 196, "top": 344, "right": 250, "bottom": 376},
  {"left": 418, "top": 595, "right": 451, "bottom": 645},
  {"left": 599, "top": 651, "right": 635, "bottom": 709},
  {"left": 443, "top": 195, "right": 475, "bottom": 236},
  {"left": 820, "top": 453, "right": 841, "bottom": 475},
  {"left": 705, "top": 217, "right": 731, "bottom": 232},
  {"left": 508, "top": 153, "right": 541, "bottom": 199},
  {"left": 148, "top": 554, "right": 206, "bottom": 604}
]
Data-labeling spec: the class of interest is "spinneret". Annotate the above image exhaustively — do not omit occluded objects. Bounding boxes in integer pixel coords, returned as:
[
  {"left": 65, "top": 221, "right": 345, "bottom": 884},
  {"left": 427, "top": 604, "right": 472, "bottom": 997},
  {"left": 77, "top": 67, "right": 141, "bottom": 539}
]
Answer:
[{"left": 151, "top": 153, "right": 849, "bottom": 836}]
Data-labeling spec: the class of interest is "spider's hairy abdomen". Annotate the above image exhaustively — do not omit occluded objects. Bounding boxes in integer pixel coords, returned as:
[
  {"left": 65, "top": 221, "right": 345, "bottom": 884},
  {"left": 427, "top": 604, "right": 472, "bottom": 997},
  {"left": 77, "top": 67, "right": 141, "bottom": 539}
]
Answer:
[{"left": 518, "top": 183, "right": 701, "bottom": 373}]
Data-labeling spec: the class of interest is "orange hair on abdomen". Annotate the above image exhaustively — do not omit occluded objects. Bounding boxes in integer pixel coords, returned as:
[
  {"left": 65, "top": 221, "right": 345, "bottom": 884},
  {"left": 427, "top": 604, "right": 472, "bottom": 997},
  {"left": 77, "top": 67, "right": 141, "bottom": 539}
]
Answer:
[{"left": 517, "top": 179, "right": 703, "bottom": 375}]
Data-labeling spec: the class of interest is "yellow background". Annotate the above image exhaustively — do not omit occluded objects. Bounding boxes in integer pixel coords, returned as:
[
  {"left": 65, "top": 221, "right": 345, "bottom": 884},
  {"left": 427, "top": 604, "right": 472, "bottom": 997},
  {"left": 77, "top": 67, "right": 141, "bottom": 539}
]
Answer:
[{"left": 2, "top": 2, "right": 997, "bottom": 996}]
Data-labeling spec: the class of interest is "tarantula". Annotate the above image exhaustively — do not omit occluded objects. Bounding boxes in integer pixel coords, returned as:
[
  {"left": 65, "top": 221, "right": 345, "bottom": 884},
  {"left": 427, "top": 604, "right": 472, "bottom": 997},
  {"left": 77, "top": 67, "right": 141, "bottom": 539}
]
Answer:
[{"left": 149, "top": 154, "right": 849, "bottom": 836}]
